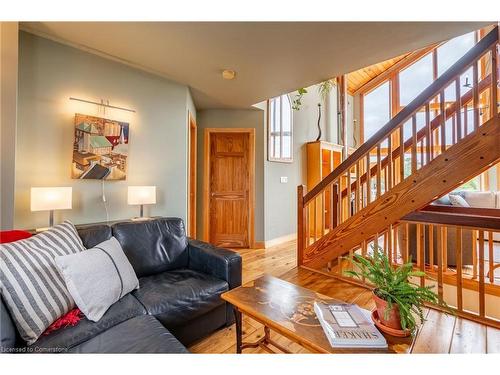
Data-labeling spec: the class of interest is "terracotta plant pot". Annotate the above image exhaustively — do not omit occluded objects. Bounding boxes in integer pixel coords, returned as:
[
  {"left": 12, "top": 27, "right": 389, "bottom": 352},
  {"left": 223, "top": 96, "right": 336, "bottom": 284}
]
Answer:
[{"left": 372, "top": 290, "right": 402, "bottom": 330}]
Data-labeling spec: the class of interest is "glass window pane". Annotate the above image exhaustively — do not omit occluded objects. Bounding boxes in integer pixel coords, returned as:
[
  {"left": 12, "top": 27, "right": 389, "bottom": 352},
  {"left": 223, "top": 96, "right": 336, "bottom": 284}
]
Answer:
[
  {"left": 437, "top": 32, "right": 475, "bottom": 76},
  {"left": 274, "top": 97, "right": 281, "bottom": 133},
  {"left": 399, "top": 54, "right": 433, "bottom": 106},
  {"left": 274, "top": 135, "right": 281, "bottom": 158},
  {"left": 282, "top": 95, "right": 292, "bottom": 132},
  {"left": 269, "top": 99, "right": 276, "bottom": 132},
  {"left": 282, "top": 135, "right": 291, "bottom": 158},
  {"left": 363, "top": 82, "right": 390, "bottom": 141},
  {"left": 269, "top": 135, "right": 275, "bottom": 158}
]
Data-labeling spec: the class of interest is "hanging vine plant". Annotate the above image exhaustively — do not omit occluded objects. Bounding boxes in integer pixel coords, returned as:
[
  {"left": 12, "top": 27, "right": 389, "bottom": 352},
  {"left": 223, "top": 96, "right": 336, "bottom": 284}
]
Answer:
[{"left": 292, "top": 87, "right": 308, "bottom": 110}]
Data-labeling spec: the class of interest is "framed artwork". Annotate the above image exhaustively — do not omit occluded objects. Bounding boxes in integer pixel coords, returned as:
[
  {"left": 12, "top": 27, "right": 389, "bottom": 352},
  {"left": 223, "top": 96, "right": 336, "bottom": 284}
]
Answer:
[{"left": 71, "top": 113, "right": 130, "bottom": 180}]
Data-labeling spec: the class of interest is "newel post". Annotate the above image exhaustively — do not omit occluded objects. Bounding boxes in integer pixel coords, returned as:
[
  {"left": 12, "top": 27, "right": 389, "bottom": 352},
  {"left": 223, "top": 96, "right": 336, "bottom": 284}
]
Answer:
[{"left": 297, "top": 184, "right": 307, "bottom": 266}]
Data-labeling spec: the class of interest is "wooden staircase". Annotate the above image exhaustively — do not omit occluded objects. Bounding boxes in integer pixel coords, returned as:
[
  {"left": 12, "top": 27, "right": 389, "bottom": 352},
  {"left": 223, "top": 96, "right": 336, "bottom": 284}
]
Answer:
[{"left": 297, "top": 27, "right": 500, "bottom": 272}]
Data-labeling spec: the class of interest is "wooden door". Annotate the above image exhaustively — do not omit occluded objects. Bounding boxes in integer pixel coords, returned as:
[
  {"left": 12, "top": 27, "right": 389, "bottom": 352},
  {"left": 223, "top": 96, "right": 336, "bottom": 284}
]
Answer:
[{"left": 209, "top": 132, "right": 250, "bottom": 247}]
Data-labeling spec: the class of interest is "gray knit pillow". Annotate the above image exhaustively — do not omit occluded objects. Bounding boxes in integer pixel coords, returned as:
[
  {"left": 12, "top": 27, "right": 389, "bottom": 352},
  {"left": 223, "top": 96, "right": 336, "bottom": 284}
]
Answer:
[
  {"left": 0, "top": 221, "right": 85, "bottom": 344},
  {"left": 54, "top": 237, "right": 139, "bottom": 322}
]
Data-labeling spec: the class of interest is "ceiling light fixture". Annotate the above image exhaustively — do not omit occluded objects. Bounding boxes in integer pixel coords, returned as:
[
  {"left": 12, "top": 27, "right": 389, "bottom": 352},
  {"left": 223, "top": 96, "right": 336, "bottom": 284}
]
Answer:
[{"left": 222, "top": 69, "right": 236, "bottom": 80}]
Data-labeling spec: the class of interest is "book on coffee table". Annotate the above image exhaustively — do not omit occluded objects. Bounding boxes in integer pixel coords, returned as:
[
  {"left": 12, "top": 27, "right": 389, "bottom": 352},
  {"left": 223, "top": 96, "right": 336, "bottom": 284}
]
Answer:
[{"left": 314, "top": 302, "right": 388, "bottom": 349}]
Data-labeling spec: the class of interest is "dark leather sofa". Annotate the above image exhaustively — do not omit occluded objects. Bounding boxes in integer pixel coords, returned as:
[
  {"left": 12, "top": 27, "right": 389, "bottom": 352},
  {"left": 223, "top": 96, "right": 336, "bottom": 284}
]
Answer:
[{"left": 0, "top": 217, "right": 242, "bottom": 353}]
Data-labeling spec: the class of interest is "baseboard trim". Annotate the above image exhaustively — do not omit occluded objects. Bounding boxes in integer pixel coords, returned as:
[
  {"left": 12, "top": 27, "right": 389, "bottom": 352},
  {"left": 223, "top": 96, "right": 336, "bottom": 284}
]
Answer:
[
  {"left": 264, "top": 233, "right": 297, "bottom": 248},
  {"left": 254, "top": 241, "right": 266, "bottom": 249}
]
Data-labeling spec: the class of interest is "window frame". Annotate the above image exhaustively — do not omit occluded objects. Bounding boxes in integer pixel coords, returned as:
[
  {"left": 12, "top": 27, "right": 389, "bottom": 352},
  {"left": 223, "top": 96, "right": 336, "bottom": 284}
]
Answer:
[{"left": 267, "top": 94, "right": 293, "bottom": 163}]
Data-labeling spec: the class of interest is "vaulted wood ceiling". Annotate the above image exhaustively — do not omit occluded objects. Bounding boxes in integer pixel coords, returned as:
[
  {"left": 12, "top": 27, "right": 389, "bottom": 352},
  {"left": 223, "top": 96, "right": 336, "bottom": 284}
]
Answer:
[{"left": 347, "top": 52, "right": 410, "bottom": 95}]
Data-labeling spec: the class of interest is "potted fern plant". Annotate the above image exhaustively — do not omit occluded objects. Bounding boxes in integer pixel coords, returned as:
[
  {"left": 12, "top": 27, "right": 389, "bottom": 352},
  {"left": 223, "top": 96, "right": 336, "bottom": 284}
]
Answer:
[{"left": 344, "top": 246, "right": 449, "bottom": 336}]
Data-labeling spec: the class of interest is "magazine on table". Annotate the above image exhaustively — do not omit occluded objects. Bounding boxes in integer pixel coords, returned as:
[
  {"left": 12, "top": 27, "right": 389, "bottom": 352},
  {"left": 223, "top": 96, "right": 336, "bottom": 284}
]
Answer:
[{"left": 314, "top": 302, "right": 388, "bottom": 349}]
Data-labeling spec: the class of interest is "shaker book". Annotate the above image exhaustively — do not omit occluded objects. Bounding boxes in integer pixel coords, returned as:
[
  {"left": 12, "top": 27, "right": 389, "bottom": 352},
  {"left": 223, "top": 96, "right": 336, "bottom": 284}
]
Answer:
[{"left": 314, "top": 302, "right": 388, "bottom": 349}]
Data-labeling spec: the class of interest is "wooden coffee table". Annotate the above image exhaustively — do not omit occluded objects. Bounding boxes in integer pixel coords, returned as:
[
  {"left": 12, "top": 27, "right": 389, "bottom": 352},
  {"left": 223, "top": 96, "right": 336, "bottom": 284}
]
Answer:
[{"left": 221, "top": 275, "right": 416, "bottom": 354}]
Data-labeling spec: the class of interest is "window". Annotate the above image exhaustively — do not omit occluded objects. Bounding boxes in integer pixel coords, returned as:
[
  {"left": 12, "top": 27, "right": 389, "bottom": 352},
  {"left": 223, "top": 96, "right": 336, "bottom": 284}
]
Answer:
[
  {"left": 399, "top": 53, "right": 433, "bottom": 106},
  {"left": 268, "top": 94, "right": 293, "bottom": 162},
  {"left": 363, "top": 82, "right": 391, "bottom": 142}
]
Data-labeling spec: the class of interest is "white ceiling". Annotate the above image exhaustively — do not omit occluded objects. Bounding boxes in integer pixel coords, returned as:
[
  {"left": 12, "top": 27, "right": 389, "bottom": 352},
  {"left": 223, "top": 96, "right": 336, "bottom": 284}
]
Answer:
[{"left": 21, "top": 22, "right": 491, "bottom": 109}]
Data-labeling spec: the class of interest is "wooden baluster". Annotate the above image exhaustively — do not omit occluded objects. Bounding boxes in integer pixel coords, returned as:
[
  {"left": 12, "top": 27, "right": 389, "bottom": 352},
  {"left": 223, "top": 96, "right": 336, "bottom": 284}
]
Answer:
[
  {"left": 425, "top": 103, "right": 432, "bottom": 163},
  {"left": 355, "top": 161, "right": 360, "bottom": 213},
  {"left": 346, "top": 169, "right": 351, "bottom": 218},
  {"left": 403, "top": 223, "right": 409, "bottom": 263},
  {"left": 451, "top": 115, "right": 456, "bottom": 145},
  {"left": 411, "top": 115, "right": 417, "bottom": 173},
  {"left": 387, "top": 137, "right": 393, "bottom": 189},
  {"left": 376, "top": 145, "right": 381, "bottom": 198},
  {"left": 304, "top": 203, "right": 311, "bottom": 249},
  {"left": 366, "top": 154, "right": 372, "bottom": 204},
  {"left": 464, "top": 103, "right": 469, "bottom": 136},
  {"left": 488, "top": 231, "right": 494, "bottom": 283},
  {"left": 440, "top": 91, "right": 446, "bottom": 153},
  {"left": 417, "top": 224, "right": 425, "bottom": 287},
  {"left": 383, "top": 232, "right": 388, "bottom": 257},
  {"left": 455, "top": 227, "right": 463, "bottom": 312},
  {"left": 429, "top": 225, "right": 434, "bottom": 271},
  {"left": 491, "top": 46, "right": 498, "bottom": 119},
  {"left": 472, "top": 230, "right": 478, "bottom": 279},
  {"left": 393, "top": 225, "right": 398, "bottom": 264},
  {"left": 442, "top": 226, "right": 448, "bottom": 271},
  {"left": 399, "top": 125, "right": 405, "bottom": 181},
  {"left": 473, "top": 61, "right": 480, "bottom": 129},
  {"left": 419, "top": 139, "right": 424, "bottom": 167},
  {"left": 455, "top": 77, "right": 462, "bottom": 141},
  {"left": 313, "top": 198, "right": 317, "bottom": 243},
  {"left": 328, "top": 184, "right": 334, "bottom": 231},
  {"left": 297, "top": 185, "right": 306, "bottom": 266},
  {"left": 388, "top": 225, "right": 393, "bottom": 265},
  {"left": 332, "top": 183, "right": 339, "bottom": 229},
  {"left": 321, "top": 191, "right": 325, "bottom": 237},
  {"left": 437, "top": 226, "right": 444, "bottom": 300},
  {"left": 478, "top": 230, "right": 485, "bottom": 317}
]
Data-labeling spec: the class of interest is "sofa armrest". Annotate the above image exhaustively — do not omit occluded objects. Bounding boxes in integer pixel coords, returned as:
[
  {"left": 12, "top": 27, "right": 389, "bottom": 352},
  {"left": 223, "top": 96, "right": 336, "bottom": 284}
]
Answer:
[{"left": 187, "top": 239, "right": 242, "bottom": 290}]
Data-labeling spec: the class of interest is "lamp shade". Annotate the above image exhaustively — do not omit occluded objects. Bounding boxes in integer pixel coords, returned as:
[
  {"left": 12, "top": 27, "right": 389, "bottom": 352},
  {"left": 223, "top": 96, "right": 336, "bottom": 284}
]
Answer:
[
  {"left": 31, "top": 187, "right": 73, "bottom": 212},
  {"left": 127, "top": 186, "right": 156, "bottom": 205}
]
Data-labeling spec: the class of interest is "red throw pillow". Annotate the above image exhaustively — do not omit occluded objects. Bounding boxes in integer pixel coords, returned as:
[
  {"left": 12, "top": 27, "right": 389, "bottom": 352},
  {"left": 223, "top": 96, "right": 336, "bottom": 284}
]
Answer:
[
  {"left": 0, "top": 230, "right": 33, "bottom": 244},
  {"left": 43, "top": 308, "right": 84, "bottom": 335}
]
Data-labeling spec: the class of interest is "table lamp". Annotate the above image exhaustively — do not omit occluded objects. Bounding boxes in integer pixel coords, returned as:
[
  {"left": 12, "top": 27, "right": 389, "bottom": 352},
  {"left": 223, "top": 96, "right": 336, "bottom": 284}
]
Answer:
[
  {"left": 31, "top": 187, "right": 73, "bottom": 228},
  {"left": 127, "top": 186, "right": 156, "bottom": 220}
]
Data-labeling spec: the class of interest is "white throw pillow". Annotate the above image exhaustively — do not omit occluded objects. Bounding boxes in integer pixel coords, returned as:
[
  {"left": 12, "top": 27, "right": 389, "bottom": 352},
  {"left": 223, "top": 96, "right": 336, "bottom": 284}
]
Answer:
[
  {"left": 449, "top": 194, "right": 470, "bottom": 207},
  {"left": 462, "top": 191, "right": 496, "bottom": 208},
  {"left": 55, "top": 237, "right": 139, "bottom": 322}
]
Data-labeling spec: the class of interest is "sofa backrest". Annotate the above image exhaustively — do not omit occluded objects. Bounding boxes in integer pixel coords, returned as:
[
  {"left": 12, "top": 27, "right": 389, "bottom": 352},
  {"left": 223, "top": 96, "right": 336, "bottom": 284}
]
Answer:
[
  {"left": 111, "top": 217, "right": 189, "bottom": 278},
  {"left": 1, "top": 296, "right": 18, "bottom": 350}
]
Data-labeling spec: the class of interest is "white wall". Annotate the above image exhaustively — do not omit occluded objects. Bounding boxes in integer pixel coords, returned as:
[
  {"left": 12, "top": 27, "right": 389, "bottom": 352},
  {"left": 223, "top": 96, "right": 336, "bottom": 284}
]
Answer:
[
  {"left": 0, "top": 22, "right": 19, "bottom": 230},
  {"left": 14, "top": 32, "right": 194, "bottom": 229}
]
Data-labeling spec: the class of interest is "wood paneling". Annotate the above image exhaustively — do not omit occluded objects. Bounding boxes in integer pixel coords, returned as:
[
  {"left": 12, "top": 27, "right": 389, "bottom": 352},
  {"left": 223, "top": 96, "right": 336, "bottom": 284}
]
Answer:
[{"left": 203, "top": 128, "right": 255, "bottom": 248}]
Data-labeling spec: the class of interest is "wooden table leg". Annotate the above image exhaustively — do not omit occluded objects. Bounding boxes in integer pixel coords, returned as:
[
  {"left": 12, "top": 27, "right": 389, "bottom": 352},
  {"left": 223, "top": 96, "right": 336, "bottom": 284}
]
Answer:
[{"left": 234, "top": 308, "right": 242, "bottom": 354}]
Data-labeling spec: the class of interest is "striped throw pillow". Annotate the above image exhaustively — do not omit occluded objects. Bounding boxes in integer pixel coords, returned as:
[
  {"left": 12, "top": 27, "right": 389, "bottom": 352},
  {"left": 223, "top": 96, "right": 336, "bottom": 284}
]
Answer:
[{"left": 0, "top": 221, "right": 85, "bottom": 345}]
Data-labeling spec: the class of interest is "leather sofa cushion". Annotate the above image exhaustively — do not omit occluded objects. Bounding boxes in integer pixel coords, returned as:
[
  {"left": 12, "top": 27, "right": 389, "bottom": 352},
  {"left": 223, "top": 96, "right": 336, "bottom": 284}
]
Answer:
[
  {"left": 31, "top": 294, "right": 146, "bottom": 351},
  {"left": 112, "top": 218, "right": 189, "bottom": 278},
  {"left": 76, "top": 224, "right": 112, "bottom": 249},
  {"left": 133, "top": 269, "right": 229, "bottom": 327},
  {"left": 1, "top": 296, "right": 18, "bottom": 350},
  {"left": 68, "top": 316, "right": 188, "bottom": 353}
]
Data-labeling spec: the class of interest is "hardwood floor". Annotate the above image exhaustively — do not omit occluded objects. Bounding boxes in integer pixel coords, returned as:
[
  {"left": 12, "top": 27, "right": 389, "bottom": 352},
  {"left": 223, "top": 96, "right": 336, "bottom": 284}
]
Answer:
[{"left": 188, "top": 240, "right": 500, "bottom": 354}]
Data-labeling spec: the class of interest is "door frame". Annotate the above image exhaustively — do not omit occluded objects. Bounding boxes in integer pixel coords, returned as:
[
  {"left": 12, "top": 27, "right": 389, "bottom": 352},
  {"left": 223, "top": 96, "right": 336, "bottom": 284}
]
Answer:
[
  {"left": 203, "top": 128, "right": 255, "bottom": 248},
  {"left": 187, "top": 112, "right": 197, "bottom": 238}
]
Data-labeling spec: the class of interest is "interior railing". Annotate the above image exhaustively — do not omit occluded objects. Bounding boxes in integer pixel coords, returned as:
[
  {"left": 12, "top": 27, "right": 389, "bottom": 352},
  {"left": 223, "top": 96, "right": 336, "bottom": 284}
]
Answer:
[
  {"left": 330, "top": 206, "right": 500, "bottom": 328},
  {"left": 297, "top": 26, "right": 499, "bottom": 268}
]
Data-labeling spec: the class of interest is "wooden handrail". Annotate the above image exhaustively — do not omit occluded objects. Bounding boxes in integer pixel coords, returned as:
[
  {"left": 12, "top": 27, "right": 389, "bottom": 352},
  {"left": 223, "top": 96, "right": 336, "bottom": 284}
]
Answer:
[
  {"left": 401, "top": 210, "right": 500, "bottom": 230},
  {"left": 304, "top": 26, "right": 498, "bottom": 204}
]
